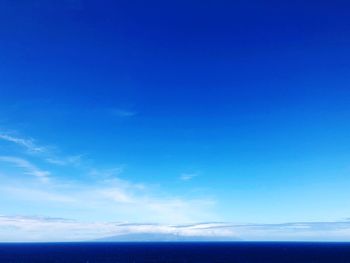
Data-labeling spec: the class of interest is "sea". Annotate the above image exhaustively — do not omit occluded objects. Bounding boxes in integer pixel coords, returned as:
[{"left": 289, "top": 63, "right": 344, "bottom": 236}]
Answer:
[{"left": 0, "top": 242, "right": 350, "bottom": 262}]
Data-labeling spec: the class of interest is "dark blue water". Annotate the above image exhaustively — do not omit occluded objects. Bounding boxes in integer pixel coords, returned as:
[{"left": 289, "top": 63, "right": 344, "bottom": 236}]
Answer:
[{"left": 0, "top": 242, "right": 350, "bottom": 262}]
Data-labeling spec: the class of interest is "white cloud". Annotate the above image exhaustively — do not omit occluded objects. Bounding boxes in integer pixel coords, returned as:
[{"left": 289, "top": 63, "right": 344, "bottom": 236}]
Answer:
[
  {"left": 0, "top": 132, "right": 216, "bottom": 227},
  {"left": 0, "top": 131, "right": 82, "bottom": 167},
  {"left": 1, "top": 215, "right": 350, "bottom": 242},
  {"left": 229, "top": 221, "right": 350, "bottom": 241},
  {"left": 111, "top": 109, "right": 137, "bottom": 117},
  {"left": 0, "top": 215, "right": 236, "bottom": 242},
  {"left": 180, "top": 173, "right": 198, "bottom": 181},
  {"left": 0, "top": 136, "right": 215, "bottom": 223},
  {"left": 0, "top": 133, "right": 46, "bottom": 153},
  {"left": 100, "top": 188, "right": 134, "bottom": 204},
  {"left": 0, "top": 156, "right": 50, "bottom": 182},
  {"left": 89, "top": 167, "right": 125, "bottom": 179},
  {"left": 92, "top": 174, "right": 215, "bottom": 223},
  {"left": 0, "top": 172, "right": 216, "bottom": 224},
  {"left": 2, "top": 186, "right": 75, "bottom": 203},
  {"left": 45, "top": 154, "right": 83, "bottom": 166}
]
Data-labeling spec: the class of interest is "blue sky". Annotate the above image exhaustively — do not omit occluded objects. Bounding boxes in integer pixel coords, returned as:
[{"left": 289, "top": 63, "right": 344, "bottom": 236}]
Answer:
[{"left": 1, "top": 0, "right": 350, "bottom": 241}]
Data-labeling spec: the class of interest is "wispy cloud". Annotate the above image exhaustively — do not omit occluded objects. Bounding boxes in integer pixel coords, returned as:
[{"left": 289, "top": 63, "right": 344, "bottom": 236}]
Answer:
[
  {"left": 0, "top": 131, "right": 82, "bottom": 166},
  {"left": 45, "top": 155, "right": 83, "bottom": 166},
  {"left": 0, "top": 167, "right": 215, "bottom": 224},
  {"left": 0, "top": 156, "right": 50, "bottom": 182},
  {"left": 0, "top": 215, "right": 235, "bottom": 242},
  {"left": 229, "top": 221, "right": 350, "bottom": 241},
  {"left": 1, "top": 215, "right": 350, "bottom": 242},
  {"left": 2, "top": 129, "right": 350, "bottom": 241},
  {"left": 180, "top": 173, "right": 198, "bottom": 181},
  {"left": 0, "top": 130, "right": 215, "bottom": 227},
  {"left": 0, "top": 133, "right": 46, "bottom": 153},
  {"left": 111, "top": 108, "right": 137, "bottom": 117},
  {"left": 89, "top": 167, "right": 125, "bottom": 179},
  {"left": 2, "top": 187, "right": 75, "bottom": 203}
]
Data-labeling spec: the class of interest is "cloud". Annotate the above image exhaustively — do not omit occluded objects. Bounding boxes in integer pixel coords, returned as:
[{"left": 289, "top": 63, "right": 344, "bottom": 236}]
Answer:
[
  {"left": 0, "top": 133, "right": 46, "bottom": 153},
  {"left": 0, "top": 170, "right": 216, "bottom": 224},
  {"left": 2, "top": 187, "right": 75, "bottom": 203},
  {"left": 0, "top": 215, "right": 236, "bottom": 242},
  {"left": 180, "top": 173, "right": 198, "bottom": 181},
  {"left": 93, "top": 174, "right": 215, "bottom": 223},
  {"left": 100, "top": 188, "right": 134, "bottom": 204},
  {"left": 0, "top": 131, "right": 82, "bottom": 166},
  {"left": 111, "top": 109, "right": 137, "bottom": 117},
  {"left": 1, "top": 128, "right": 350, "bottom": 241},
  {"left": 229, "top": 221, "right": 350, "bottom": 241},
  {"left": 89, "top": 167, "right": 125, "bottom": 179},
  {"left": 45, "top": 154, "right": 83, "bottom": 166},
  {"left": 0, "top": 131, "right": 216, "bottom": 227},
  {"left": 1, "top": 215, "right": 350, "bottom": 242},
  {"left": 0, "top": 156, "right": 50, "bottom": 182}
]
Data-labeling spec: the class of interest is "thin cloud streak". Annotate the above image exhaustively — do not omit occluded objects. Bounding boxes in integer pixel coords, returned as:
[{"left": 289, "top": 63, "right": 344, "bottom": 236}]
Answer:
[
  {"left": 2, "top": 187, "right": 76, "bottom": 203},
  {"left": 111, "top": 109, "right": 137, "bottom": 117},
  {"left": 1, "top": 215, "right": 350, "bottom": 242},
  {"left": 0, "top": 178, "right": 216, "bottom": 224},
  {"left": 0, "top": 215, "right": 236, "bottom": 242},
  {"left": 0, "top": 131, "right": 216, "bottom": 225},
  {"left": 0, "top": 131, "right": 82, "bottom": 166},
  {"left": 45, "top": 155, "right": 83, "bottom": 166},
  {"left": 180, "top": 173, "right": 198, "bottom": 181},
  {"left": 0, "top": 156, "right": 50, "bottom": 182},
  {"left": 0, "top": 133, "right": 46, "bottom": 153}
]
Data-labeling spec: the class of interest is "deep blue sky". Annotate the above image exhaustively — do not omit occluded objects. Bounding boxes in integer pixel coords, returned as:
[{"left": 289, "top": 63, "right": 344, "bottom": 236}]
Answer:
[{"left": 1, "top": 0, "right": 350, "bottom": 240}]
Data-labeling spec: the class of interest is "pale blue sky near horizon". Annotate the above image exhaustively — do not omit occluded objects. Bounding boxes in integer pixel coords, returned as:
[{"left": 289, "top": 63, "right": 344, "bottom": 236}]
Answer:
[{"left": 1, "top": 0, "right": 350, "bottom": 241}]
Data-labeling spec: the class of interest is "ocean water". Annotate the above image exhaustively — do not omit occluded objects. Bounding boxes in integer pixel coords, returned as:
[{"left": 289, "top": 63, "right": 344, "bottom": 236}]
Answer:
[{"left": 0, "top": 242, "right": 350, "bottom": 262}]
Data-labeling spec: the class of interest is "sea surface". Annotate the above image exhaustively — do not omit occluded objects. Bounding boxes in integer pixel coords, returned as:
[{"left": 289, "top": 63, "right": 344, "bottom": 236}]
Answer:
[{"left": 0, "top": 242, "right": 350, "bottom": 262}]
